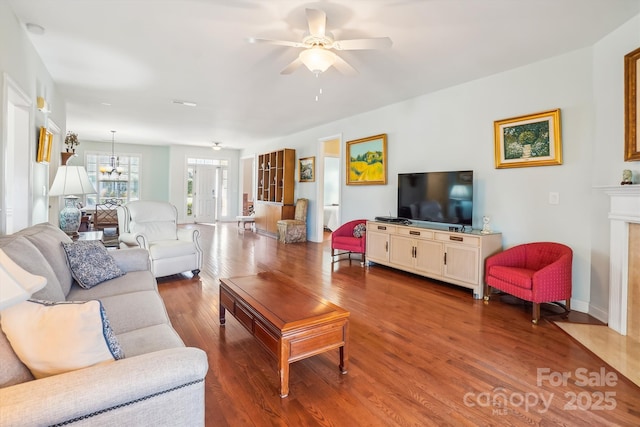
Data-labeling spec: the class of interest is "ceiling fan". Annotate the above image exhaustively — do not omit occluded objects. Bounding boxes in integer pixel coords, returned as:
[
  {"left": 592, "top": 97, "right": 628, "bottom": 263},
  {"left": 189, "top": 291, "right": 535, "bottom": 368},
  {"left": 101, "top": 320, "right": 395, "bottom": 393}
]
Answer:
[{"left": 248, "top": 8, "right": 392, "bottom": 76}]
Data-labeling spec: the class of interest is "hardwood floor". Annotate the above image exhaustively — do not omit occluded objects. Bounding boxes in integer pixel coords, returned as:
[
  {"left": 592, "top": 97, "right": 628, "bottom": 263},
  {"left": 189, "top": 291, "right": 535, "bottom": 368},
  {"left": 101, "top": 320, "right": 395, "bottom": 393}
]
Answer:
[{"left": 159, "top": 223, "right": 640, "bottom": 426}]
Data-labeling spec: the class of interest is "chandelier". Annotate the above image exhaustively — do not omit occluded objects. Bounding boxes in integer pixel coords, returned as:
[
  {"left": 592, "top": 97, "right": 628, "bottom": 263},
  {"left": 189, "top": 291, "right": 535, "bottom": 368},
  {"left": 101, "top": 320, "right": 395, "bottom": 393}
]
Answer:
[{"left": 100, "top": 130, "right": 122, "bottom": 176}]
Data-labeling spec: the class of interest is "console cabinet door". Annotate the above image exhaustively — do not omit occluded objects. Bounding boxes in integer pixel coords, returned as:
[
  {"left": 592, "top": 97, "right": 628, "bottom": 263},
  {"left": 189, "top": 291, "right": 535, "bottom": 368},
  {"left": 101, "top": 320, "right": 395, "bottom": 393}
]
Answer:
[
  {"left": 443, "top": 243, "right": 479, "bottom": 285},
  {"left": 389, "top": 234, "right": 415, "bottom": 269},
  {"left": 366, "top": 229, "right": 390, "bottom": 263},
  {"left": 414, "top": 239, "right": 443, "bottom": 276}
]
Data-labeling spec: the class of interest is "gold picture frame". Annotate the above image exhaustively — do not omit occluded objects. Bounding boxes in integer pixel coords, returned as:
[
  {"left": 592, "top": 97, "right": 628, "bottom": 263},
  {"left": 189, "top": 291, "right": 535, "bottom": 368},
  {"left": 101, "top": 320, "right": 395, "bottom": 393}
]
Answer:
[
  {"left": 346, "top": 133, "right": 387, "bottom": 185},
  {"left": 299, "top": 156, "right": 315, "bottom": 182},
  {"left": 493, "top": 109, "right": 562, "bottom": 169},
  {"left": 625, "top": 46, "right": 640, "bottom": 161},
  {"left": 36, "top": 126, "right": 53, "bottom": 163}
]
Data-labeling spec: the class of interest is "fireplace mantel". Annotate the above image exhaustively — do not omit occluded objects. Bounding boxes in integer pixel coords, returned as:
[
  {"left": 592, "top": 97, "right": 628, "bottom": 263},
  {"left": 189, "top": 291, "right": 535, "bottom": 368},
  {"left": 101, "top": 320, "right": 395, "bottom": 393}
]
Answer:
[{"left": 599, "top": 185, "right": 640, "bottom": 335}]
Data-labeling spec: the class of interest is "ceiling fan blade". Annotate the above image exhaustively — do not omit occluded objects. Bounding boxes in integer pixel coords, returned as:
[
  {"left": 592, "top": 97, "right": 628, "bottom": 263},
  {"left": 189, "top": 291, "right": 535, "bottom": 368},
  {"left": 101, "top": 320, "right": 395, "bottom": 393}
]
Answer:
[
  {"left": 280, "top": 57, "right": 303, "bottom": 74},
  {"left": 247, "top": 37, "right": 305, "bottom": 48},
  {"left": 306, "top": 8, "right": 326, "bottom": 36},
  {"left": 332, "top": 54, "right": 358, "bottom": 76},
  {"left": 332, "top": 37, "right": 393, "bottom": 50}
]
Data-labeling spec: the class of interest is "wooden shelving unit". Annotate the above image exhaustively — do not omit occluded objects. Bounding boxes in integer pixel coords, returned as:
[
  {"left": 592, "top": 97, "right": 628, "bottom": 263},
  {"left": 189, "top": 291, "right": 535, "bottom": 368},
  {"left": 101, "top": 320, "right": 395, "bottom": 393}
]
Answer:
[{"left": 254, "top": 149, "right": 295, "bottom": 236}]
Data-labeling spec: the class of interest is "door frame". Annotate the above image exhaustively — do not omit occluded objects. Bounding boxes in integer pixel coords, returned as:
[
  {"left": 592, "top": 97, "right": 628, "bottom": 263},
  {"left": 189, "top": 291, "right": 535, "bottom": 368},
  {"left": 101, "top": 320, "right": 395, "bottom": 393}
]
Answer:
[{"left": 315, "top": 133, "right": 342, "bottom": 242}]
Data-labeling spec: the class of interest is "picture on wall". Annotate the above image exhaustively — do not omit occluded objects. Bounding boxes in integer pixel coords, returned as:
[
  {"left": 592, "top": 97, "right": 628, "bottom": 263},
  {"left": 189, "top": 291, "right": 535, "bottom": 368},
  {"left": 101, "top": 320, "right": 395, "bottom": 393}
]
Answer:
[
  {"left": 625, "top": 46, "right": 640, "bottom": 161},
  {"left": 493, "top": 109, "right": 562, "bottom": 168},
  {"left": 346, "top": 133, "right": 387, "bottom": 185},
  {"left": 36, "top": 126, "right": 53, "bottom": 163},
  {"left": 299, "top": 156, "right": 315, "bottom": 182}
]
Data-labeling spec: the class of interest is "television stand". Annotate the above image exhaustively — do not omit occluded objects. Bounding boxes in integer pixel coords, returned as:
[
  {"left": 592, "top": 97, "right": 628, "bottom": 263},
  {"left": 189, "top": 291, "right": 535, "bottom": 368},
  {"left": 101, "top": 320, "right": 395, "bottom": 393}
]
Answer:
[{"left": 365, "top": 220, "right": 502, "bottom": 299}]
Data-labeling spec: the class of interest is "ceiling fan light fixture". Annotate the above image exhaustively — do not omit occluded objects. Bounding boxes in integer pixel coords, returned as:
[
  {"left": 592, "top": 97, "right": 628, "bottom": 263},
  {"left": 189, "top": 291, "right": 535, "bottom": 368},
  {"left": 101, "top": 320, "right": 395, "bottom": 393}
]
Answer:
[{"left": 299, "top": 47, "right": 336, "bottom": 74}]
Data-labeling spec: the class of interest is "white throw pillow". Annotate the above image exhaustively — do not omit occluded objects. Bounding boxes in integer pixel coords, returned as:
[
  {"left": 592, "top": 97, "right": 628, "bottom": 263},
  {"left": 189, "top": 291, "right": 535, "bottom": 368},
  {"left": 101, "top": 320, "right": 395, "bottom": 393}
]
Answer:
[{"left": 0, "top": 299, "right": 125, "bottom": 379}]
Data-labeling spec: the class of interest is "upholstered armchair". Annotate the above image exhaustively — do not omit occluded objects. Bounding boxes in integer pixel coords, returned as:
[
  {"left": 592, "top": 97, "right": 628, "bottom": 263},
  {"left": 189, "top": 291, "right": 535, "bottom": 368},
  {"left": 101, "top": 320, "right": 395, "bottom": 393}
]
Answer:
[
  {"left": 331, "top": 219, "right": 367, "bottom": 266},
  {"left": 484, "top": 242, "right": 572, "bottom": 324},
  {"left": 117, "top": 201, "right": 202, "bottom": 278},
  {"left": 277, "top": 198, "right": 308, "bottom": 243}
]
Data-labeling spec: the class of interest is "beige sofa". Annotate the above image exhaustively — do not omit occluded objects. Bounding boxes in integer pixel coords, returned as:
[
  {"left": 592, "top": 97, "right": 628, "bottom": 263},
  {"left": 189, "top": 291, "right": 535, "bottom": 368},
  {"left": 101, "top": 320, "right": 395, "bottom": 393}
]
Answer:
[{"left": 0, "top": 223, "right": 208, "bottom": 426}]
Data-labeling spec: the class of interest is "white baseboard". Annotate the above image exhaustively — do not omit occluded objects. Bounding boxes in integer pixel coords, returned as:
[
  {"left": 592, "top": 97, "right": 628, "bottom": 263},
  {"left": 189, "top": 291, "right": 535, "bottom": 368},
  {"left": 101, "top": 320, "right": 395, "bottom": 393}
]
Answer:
[
  {"left": 588, "top": 303, "right": 609, "bottom": 324},
  {"left": 570, "top": 298, "right": 589, "bottom": 314}
]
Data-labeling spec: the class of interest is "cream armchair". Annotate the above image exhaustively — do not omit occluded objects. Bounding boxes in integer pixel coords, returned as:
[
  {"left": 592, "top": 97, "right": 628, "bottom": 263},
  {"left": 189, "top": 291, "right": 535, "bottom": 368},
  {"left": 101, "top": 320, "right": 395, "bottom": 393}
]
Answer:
[{"left": 117, "top": 201, "right": 202, "bottom": 278}]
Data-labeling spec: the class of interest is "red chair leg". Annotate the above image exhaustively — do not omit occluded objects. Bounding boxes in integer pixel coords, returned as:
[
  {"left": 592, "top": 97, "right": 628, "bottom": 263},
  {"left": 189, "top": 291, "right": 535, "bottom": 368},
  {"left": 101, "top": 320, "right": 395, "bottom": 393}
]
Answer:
[{"left": 532, "top": 303, "right": 540, "bottom": 324}]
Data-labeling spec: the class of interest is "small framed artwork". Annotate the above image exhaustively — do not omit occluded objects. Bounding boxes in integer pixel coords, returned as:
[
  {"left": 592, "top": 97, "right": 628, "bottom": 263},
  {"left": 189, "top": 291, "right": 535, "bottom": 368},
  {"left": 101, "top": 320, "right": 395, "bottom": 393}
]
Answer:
[
  {"left": 36, "top": 126, "right": 53, "bottom": 163},
  {"left": 346, "top": 133, "right": 387, "bottom": 185},
  {"left": 493, "top": 109, "right": 562, "bottom": 168},
  {"left": 299, "top": 156, "right": 315, "bottom": 182},
  {"left": 625, "top": 46, "right": 640, "bottom": 161}
]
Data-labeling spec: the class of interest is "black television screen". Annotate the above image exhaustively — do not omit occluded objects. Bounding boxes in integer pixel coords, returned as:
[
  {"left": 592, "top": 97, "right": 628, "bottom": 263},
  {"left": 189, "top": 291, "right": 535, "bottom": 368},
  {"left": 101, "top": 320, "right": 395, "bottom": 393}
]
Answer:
[{"left": 397, "top": 171, "right": 473, "bottom": 226}]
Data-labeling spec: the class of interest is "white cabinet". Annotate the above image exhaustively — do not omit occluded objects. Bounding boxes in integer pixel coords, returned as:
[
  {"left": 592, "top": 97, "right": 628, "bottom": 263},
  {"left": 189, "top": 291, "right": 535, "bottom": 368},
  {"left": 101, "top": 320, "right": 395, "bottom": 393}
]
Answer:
[
  {"left": 365, "top": 223, "right": 394, "bottom": 263},
  {"left": 366, "top": 221, "right": 502, "bottom": 299}
]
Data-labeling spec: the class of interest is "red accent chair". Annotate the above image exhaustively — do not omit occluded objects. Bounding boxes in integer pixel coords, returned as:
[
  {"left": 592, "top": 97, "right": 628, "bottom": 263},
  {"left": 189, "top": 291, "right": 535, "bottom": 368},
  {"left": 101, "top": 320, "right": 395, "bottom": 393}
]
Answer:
[
  {"left": 331, "top": 219, "right": 367, "bottom": 266},
  {"left": 484, "top": 242, "right": 572, "bottom": 324}
]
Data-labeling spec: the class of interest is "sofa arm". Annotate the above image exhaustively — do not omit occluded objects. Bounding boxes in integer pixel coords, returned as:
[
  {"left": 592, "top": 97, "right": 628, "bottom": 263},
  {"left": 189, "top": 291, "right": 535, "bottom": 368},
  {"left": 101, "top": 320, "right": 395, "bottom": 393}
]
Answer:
[
  {"left": 110, "top": 248, "right": 150, "bottom": 272},
  {"left": 0, "top": 347, "right": 208, "bottom": 427}
]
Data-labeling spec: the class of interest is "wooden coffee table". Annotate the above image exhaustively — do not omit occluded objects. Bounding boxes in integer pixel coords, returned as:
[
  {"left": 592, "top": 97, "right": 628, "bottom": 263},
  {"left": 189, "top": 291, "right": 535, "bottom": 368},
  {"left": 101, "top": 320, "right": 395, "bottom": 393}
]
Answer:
[{"left": 219, "top": 271, "right": 350, "bottom": 397}]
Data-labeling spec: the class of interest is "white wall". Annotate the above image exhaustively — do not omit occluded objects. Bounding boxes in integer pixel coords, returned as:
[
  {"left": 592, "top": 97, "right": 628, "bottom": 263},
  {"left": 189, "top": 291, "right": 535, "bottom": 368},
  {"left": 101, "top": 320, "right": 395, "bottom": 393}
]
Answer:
[
  {"left": 0, "top": 2, "right": 64, "bottom": 232},
  {"left": 242, "top": 13, "right": 640, "bottom": 317},
  {"left": 590, "top": 14, "right": 640, "bottom": 321}
]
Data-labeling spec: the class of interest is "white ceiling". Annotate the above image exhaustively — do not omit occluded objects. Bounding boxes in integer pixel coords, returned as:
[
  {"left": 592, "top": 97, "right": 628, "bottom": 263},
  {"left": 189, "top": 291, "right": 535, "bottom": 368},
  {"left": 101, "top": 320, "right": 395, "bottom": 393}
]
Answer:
[{"left": 8, "top": 0, "right": 640, "bottom": 150}]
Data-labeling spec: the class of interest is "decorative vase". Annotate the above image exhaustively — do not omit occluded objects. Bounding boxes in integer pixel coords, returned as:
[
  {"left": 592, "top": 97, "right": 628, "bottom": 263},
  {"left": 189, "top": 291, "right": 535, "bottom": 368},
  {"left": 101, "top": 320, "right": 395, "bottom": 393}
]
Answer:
[
  {"left": 61, "top": 152, "right": 74, "bottom": 165},
  {"left": 59, "top": 196, "right": 81, "bottom": 235}
]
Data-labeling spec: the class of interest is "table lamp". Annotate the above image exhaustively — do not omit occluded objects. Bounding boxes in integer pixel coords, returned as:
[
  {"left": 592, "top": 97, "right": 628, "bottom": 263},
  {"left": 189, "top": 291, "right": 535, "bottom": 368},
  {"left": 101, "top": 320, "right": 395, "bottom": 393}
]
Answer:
[
  {"left": 49, "top": 166, "right": 97, "bottom": 235},
  {"left": 0, "top": 249, "right": 46, "bottom": 311}
]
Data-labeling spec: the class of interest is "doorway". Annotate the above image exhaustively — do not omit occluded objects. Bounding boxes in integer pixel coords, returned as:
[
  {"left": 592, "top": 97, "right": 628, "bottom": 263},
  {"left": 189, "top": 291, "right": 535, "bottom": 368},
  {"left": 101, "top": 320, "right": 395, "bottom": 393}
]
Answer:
[
  {"left": 187, "top": 158, "right": 228, "bottom": 223},
  {"left": 1, "top": 74, "right": 32, "bottom": 234},
  {"left": 315, "top": 135, "right": 342, "bottom": 242}
]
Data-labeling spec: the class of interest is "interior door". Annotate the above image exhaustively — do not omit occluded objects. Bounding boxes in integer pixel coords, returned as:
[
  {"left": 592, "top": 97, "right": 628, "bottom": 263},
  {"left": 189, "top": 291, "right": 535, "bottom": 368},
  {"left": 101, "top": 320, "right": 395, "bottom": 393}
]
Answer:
[{"left": 194, "top": 165, "right": 216, "bottom": 223}]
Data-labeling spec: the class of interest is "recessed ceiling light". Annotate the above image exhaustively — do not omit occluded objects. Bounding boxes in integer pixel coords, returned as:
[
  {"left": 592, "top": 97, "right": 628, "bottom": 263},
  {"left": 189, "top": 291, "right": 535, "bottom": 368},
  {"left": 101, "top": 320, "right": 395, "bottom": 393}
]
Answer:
[
  {"left": 172, "top": 100, "right": 197, "bottom": 107},
  {"left": 101, "top": 102, "right": 112, "bottom": 106},
  {"left": 25, "top": 23, "right": 45, "bottom": 35}
]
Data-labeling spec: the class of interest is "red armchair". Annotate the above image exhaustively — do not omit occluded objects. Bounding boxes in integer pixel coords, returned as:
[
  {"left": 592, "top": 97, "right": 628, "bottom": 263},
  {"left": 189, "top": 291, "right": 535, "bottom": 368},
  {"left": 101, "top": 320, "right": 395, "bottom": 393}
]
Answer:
[
  {"left": 484, "top": 242, "right": 572, "bottom": 324},
  {"left": 331, "top": 219, "right": 367, "bottom": 266}
]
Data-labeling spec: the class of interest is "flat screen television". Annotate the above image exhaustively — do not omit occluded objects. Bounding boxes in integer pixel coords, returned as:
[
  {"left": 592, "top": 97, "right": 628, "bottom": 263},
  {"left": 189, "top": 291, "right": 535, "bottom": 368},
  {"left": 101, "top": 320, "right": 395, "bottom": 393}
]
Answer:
[{"left": 397, "top": 170, "right": 473, "bottom": 226}]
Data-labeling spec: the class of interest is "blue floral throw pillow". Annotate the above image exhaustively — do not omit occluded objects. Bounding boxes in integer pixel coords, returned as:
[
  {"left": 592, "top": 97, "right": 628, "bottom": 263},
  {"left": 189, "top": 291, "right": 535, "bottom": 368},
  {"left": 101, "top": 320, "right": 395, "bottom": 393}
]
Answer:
[
  {"left": 353, "top": 223, "right": 366, "bottom": 238},
  {"left": 62, "top": 241, "right": 125, "bottom": 289}
]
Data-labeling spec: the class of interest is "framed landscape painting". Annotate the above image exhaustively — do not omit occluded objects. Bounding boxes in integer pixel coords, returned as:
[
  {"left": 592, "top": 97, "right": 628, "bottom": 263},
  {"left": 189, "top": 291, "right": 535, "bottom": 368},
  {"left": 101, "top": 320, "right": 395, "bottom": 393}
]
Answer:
[
  {"left": 299, "top": 156, "right": 315, "bottom": 182},
  {"left": 493, "top": 109, "right": 562, "bottom": 168},
  {"left": 346, "top": 133, "right": 387, "bottom": 185}
]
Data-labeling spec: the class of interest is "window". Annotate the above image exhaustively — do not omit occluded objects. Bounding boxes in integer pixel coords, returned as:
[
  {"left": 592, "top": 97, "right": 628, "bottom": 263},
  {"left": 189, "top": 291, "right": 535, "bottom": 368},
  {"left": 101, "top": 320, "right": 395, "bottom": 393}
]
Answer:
[{"left": 85, "top": 153, "right": 140, "bottom": 207}]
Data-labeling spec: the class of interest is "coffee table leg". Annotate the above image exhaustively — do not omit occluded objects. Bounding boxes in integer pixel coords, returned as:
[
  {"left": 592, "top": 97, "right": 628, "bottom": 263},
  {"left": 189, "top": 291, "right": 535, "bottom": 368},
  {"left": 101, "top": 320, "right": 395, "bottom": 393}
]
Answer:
[
  {"left": 339, "top": 320, "right": 349, "bottom": 374},
  {"left": 279, "top": 341, "right": 290, "bottom": 398},
  {"left": 219, "top": 305, "right": 226, "bottom": 325}
]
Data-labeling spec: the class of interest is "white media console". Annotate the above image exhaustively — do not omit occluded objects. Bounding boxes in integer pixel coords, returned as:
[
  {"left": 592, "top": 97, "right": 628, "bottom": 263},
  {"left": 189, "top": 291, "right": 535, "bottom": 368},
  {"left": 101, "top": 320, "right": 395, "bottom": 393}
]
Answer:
[{"left": 365, "top": 220, "right": 502, "bottom": 299}]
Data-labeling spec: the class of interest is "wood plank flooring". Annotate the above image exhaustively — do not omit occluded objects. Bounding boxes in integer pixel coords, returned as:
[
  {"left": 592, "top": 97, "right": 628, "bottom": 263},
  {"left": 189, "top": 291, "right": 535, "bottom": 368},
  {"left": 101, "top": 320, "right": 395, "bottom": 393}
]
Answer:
[{"left": 158, "top": 223, "right": 640, "bottom": 427}]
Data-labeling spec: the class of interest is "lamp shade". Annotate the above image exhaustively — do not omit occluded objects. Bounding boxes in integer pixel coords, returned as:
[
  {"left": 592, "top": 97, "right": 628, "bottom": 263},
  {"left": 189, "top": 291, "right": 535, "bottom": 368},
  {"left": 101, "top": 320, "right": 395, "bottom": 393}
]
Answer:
[
  {"left": 49, "top": 166, "right": 97, "bottom": 196},
  {"left": 299, "top": 47, "right": 336, "bottom": 74},
  {"left": 0, "top": 249, "right": 46, "bottom": 310}
]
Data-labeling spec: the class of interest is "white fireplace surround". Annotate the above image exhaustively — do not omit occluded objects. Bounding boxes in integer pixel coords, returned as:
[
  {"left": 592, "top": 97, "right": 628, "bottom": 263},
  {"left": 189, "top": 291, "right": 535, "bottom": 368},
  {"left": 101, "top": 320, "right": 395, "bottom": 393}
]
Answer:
[{"left": 602, "top": 185, "right": 640, "bottom": 336}]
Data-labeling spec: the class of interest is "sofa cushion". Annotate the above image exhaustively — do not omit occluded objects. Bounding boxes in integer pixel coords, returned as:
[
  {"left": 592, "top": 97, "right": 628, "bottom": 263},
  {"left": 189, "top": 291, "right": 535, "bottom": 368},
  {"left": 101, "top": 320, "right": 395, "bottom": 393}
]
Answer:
[
  {"left": 66, "top": 270, "right": 157, "bottom": 301},
  {"left": 0, "top": 235, "right": 65, "bottom": 302},
  {"left": 18, "top": 223, "right": 74, "bottom": 296},
  {"left": 62, "top": 241, "right": 125, "bottom": 289},
  {"left": 98, "top": 291, "right": 172, "bottom": 335},
  {"left": 116, "top": 324, "right": 185, "bottom": 357},
  {"left": 0, "top": 299, "right": 125, "bottom": 379},
  {"left": 149, "top": 240, "right": 197, "bottom": 260},
  {"left": 0, "top": 328, "right": 34, "bottom": 387}
]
